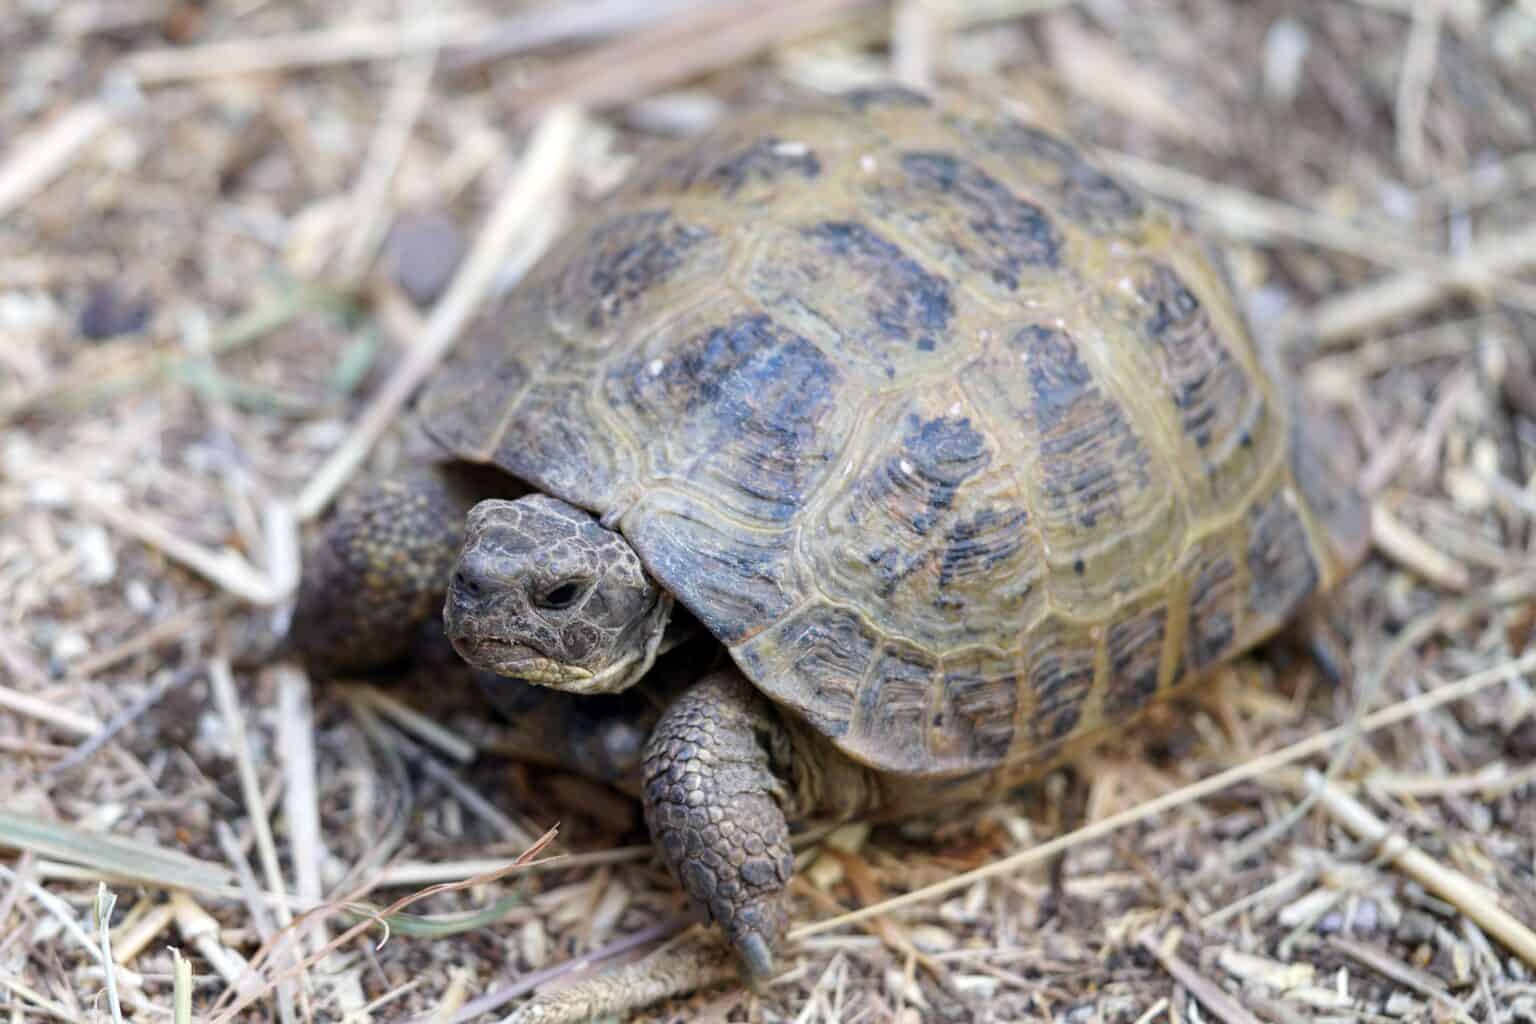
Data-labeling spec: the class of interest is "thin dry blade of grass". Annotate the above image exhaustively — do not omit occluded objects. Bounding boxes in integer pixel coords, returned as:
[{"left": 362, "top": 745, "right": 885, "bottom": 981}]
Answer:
[
  {"left": 0, "top": 100, "right": 120, "bottom": 220},
  {"left": 1139, "top": 933, "right": 1263, "bottom": 1024},
  {"left": 1294, "top": 769, "right": 1536, "bottom": 969},
  {"left": 509, "top": 0, "right": 874, "bottom": 115},
  {"left": 124, "top": 12, "right": 494, "bottom": 81},
  {"left": 1300, "top": 221, "right": 1536, "bottom": 345},
  {"left": 442, "top": 0, "right": 725, "bottom": 71},
  {"left": 205, "top": 827, "right": 560, "bottom": 1024},
  {"left": 0, "top": 684, "right": 102, "bottom": 738},
  {"left": 296, "top": 104, "right": 584, "bottom": 521},
  {"left": 498, "top": 925, "right": 737, "bottom": 1024},
  {"left": 0, "top": 811, "right": 234, "bottom": 892},
  {"left": 334, "top": 48, "right": 437, "bottom": 288},
  {"left": 788, "top": 646, "right": 1536, "bottom": 943}
]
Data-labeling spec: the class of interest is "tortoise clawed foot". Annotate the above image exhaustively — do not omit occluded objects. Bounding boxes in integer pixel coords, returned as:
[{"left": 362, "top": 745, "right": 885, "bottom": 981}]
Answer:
[{"left": 641, "top": 671, "right": 797, "bottom": 981}]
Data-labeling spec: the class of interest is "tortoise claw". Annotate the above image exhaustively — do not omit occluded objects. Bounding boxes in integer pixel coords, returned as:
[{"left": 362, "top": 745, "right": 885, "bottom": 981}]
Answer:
[{"left": 736, "top": 930, "right": 776, "bottom": 986}]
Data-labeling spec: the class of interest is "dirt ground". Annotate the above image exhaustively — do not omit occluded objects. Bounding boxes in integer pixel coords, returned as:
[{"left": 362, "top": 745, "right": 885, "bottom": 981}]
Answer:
[{"left": 3, "top": 1, "right": 1536, "bottom": 1022}]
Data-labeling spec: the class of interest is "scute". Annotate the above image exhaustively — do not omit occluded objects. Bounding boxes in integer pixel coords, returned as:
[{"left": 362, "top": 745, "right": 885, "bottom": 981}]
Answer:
[{"left": 419, "top": 88, "right": 1363, "bottom": 778}]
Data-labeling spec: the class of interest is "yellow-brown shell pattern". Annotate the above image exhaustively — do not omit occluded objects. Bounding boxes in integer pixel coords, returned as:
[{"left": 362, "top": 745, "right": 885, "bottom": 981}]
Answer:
[{"left": 419, "top": 87, "right": 1368, "bottom": 778}]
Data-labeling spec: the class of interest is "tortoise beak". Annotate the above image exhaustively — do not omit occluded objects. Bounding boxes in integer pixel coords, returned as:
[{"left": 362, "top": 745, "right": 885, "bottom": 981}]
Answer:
[{"left": 442, "top": 606, "right": 593, "bottom": 686}]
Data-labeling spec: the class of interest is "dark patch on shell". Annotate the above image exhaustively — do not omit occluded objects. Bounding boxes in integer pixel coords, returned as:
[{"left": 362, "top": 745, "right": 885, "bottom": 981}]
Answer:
[
  {"left": 859, "top": 413, "right": 992, "bottom": 597},
  {"left": 1247, "top": 490, "right": 1320, "bottom": 620},
  {"left": 855, "top": 644, "right": 939, "bottom": 771},
  {"left": 1104, "top": 604, "right": 1167, "bottom": 716},
  {"left": 628, "top": 493, "right": 798, "bottom": 644},
  {"left": 610, "top": 315, "right": 841, "bottom": 524},
  {"left": 632, "top": 135, "right": 822, "bottom": 202},
  {"left": 745, "top": 605, "right": 879, "bottom": 738},
  {"left": 894, "top": 151, "right": 1061, "bottom": 287},
  {"left": 957, "top": 116, "right": 1145, "bottom": 228},
  {"left": 802, "top": 221, "right": 953, "bottom": 351},
  {"left": 1028, "top": 631, "right": 1095, "bottom": 743},
  {"left": 1138, "top": 263, "right": 1266, "bottom": 500},
  {"left": 937, "top": 507, "right": 1032, "bottom": 590},
  {"left": 1186, "top": 550, "right": 1237, "bottom": 670},
  {"left": 556, "top": 210, "right": 713, "bottom": 333},
  {"left": 1020, "top": 324, "right": 1146, "bottom": 530},
  {"left": 937, "top": 652, "right": 1018, "bottom": 763}
]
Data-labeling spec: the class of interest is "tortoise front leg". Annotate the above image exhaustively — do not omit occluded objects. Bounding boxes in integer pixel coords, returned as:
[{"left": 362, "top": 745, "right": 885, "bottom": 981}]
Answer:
[
  {"left": 641, "top": 669, "right": 797, "bottom": 982},
  {"left": 477, "top": 671, "right": 657, "bottom": 789},
  {"left": 288, "top": 461, "right": 514, "bottom": 675}
]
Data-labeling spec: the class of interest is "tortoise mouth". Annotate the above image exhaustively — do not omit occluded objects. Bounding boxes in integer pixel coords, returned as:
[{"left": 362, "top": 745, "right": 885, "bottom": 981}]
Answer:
[{"left": 447, "top": 630, "right": 594, "bottom": 687}]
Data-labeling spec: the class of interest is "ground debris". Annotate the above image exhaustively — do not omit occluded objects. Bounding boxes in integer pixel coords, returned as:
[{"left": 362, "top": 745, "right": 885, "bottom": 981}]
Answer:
[{"left": 2, "top": 1, "right": 1534, "bottom": 1021}]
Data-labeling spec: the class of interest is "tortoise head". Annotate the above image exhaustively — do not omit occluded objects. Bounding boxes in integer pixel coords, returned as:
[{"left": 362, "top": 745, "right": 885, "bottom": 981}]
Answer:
[{"left": 444, "top": 495, "right": 672, "bottom": 695}]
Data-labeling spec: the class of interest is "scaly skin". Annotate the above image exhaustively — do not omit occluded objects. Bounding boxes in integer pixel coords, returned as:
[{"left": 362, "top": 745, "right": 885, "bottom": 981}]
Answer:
[
  {"left": 288, "top": 464, "right": 479, "bottom": 674},
  {"left": 640, "top": 671, "right": 797, "bottom": 981}
]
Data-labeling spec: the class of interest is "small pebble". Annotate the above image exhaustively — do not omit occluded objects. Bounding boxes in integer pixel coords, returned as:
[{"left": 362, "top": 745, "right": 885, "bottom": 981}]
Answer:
[
  {"left": 1352, "top": 898, "right": 1380, "bottom": 934},
  {"left": 73, "top": 525, "right": 117, "bottom": 585},
  {"left": 519, "top": 919, "right": 547, "bottom": 969},
  {"left": 50, "top": 629, "right": 88, "bottom": 664},
  {"left": 908, "top": 925, "right": 957, "bottom": 953},
  {"left": 78, "top": 282, "right": 151, "bottom": 340},
  {"left": 386, "top": 210, "right": 467, "bottom": 307}
]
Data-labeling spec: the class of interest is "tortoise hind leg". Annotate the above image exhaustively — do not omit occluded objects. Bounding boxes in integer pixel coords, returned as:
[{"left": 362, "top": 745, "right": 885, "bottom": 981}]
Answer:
[
  {"left": 288, "top": 461, "right": 515, "bottom": 675},
  {"left": 641, "top": 670, "right": 797, "bottom": 982}
]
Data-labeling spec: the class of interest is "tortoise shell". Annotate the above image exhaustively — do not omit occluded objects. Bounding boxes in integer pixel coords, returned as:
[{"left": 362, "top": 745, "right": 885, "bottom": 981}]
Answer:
[{"left": 419, "top": 87, "right": 1368, "bottom": 778}]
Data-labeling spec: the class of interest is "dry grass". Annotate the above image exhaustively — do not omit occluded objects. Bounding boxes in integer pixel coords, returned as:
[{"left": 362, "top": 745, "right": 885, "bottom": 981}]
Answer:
[{"left": 3, "top": 1, "right": 1536, "bottom": 1022}]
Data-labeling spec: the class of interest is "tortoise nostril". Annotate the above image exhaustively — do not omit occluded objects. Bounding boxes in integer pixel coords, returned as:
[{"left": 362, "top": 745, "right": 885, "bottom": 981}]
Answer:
[{"left": 453, "top": 567, "right": 482, "bottom": 599}]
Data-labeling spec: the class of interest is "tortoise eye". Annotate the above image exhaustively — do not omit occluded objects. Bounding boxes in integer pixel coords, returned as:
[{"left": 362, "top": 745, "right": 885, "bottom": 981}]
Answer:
[{"left": 536, "top": 581, "right": 584, "bottom": 610}]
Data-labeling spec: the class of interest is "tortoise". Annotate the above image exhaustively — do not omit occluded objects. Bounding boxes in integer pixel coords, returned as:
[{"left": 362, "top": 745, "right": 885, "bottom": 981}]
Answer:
[{"left": 289, "top": 86, "right": 1369, "bottom": 982}]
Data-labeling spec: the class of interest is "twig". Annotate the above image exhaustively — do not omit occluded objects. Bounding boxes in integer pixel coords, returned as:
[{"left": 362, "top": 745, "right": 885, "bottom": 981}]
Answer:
[
  {"left": 1106, "top": 151, "right": 1421, "bottom": 266},
  {"left": 296, "top": 104, "right": 584, "bottom": 521},
  {"left": 788, "top": 646, "right": 1536, "bottom": 942},
  {"left": 124, "top": 13, "right": 493, "bottom": 81},
  {"left": 1296, "top": 769, "right": 1536, "bottom": 968},
  {"left": 1139, "top": 934, "right": 1263, "bottom": 1024},
  {"left": 373, "top": 847, "right": 651, "bottom": 888},
  {"left": 0, "top": 101, "right": 118, "bottom": 220},
  {"left": 1329, "top": 936, "right": 1475, "bottom": 1022},
  {"left": 442, "top": 0, "right": 716, "bottom": 71},
  {"left": 0, "top": 683, "right": 103, "bottom": 738},
  {"left": 171, "top": 892, "right": 252, "bottom": 987},
  {"left": 207, "top": 828, "right": 559, "bottom": 1024},
  {"left": 109, "top": 900, "right": 176, "bottom": 964},
  {"left": 173, "top": 949, "right": 192, "bottom": 1024},
  {"left": 1298, "top": 221, "right": 1536, "bottom": 345},
  {"left": 208, "top": 658, "right": 300, "bottom": 946},
  {"left": 1396, "top": 0, "right": 1444, "bottom": 180},
  {"left": 499, "top": 924, "right": 726, "bottom": 1024},
  {"left": 343, "top": 684, "right": 478, "bottom": 764},
  {"left": 509, "top": 0, "right": 871, "bottom": 115},
  {"left": 275, "top": 666, "right": 329, "bottom": 958},
  {"left": 335, "top": 49, "right": 437, "bottom": 287},
  {"left": 95, "top": 886, "right": 125, "bottom": 1024},
  {"left": 44, "top": 665, "right": 199, "bottom": 779},
  {"left": 1370, "top": 503, "right": 1471, "bottom": 591}
]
